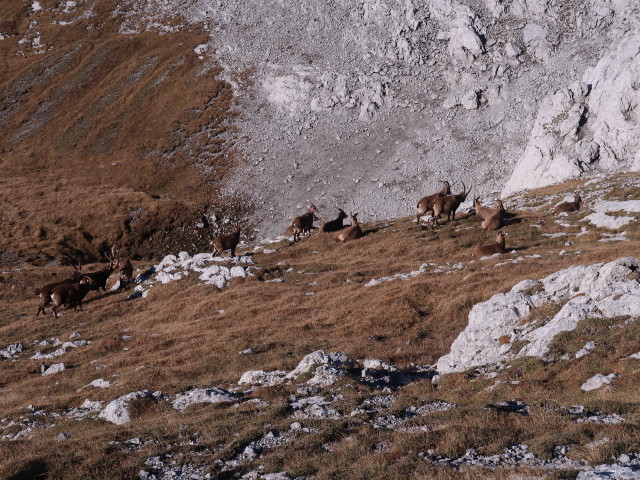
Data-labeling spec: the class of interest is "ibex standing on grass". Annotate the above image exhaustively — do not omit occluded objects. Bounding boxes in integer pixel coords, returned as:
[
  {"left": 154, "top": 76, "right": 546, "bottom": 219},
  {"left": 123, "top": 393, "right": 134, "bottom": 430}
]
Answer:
[
  {"left": 553, "top": 193, "right": 582, "bottom": 215},
  {"left": 117, "top": 257, "right": 134, "bottom": 287},
  {"left": 473, "top": 231, "right": 507, "bottom": 257},
  {"left": 416, "top": 180, "right": 450, "bottom": 225},
  {"left": 35, "top": 263, "right": 83, "bottom": 316},
  {"left": 320, "top": 208, "right": 348, "bottom": 233},
  {"left": 291, "top": 204, "right": 319, "bottom": 242},
  {"left": 50, "top": 282, "right": 95, "bottom": 317},
  {"left": 431, "top": 182, "right": 472, "bottom": 227},
  {"left": 213, "top": 227, "right": 242, "bottom": 257},
  {"left": 80, "top": 247, "right": 118, "bottom": 292},
  {"left": 337, "top": 211, "right": 363, "bottom": 242}
]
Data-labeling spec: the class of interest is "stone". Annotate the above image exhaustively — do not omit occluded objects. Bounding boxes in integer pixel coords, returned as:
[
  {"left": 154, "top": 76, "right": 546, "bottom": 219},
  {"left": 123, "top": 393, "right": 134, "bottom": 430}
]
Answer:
[
  {"left": 437, "top": 257, "right": 640, "bottom": 374},
  {"left": 98, "top": 390, "right": 156, "bottom": 425},
  {"left": 285, "top": 350, "right": 353, "bottom": 379},
  {"left": 581, "top": 373, "right": 618, "bottom": 392},
  {"left": 42, "top": 363, "right": 65, "bottom": 375},
  {"left": 505, "top": 41, "right": 522, "bottom": 57},
  {"left": 238, "top": 370, "right": 287, "bottom": 386},
  {"left": 172, "top": 387, "right": 238, "bottom": 410}
]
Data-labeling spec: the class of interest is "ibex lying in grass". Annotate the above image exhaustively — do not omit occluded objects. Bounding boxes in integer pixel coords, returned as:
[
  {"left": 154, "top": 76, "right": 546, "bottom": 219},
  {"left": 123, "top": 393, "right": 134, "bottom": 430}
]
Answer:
[
  {"left": 320, "top": 208, "right": 348, "bottom": 233},
  {"left": 431, "top": 182, "right": 472, "bottom": 227},
  {"left": 213, "top": 227, "right": 241, "bottom": 257},
  {"left": 337, "top": 211, "right": 363, "bottom": 242},
  {"left": 35, "top": 263, "right": 83, "bottom": 316},
  {"left": 473, "top": 231, "right": 507, "bottom": 257},
  {"left": 474, "top": 197, "right": 496, "bottom": 221},
  {"left": 291, "top": 204, "right": 319, "bottom": 242},
  {"left": 50, "top": 282, "right": 95, "bottom": 317},
  {"left": 417, "top": 180, "right": 450, "bottom": 224},
  {"left": 481, "top": 200, "right": 506, "bottom": 230},
  {"left": 553, "top": 192, "right": 582, "bottom": 214},
  {"left": 80, "top": 247, "right": 118, "bottom": 292}
]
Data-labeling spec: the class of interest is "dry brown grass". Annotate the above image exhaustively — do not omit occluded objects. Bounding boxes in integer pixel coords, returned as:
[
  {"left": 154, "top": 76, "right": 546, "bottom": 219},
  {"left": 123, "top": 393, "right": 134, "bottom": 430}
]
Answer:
[
  {"left": 0, "top": 0, "right": 249, "bottom": 262},
  {"left": 2, "top": 178, "right": 640, "bottom": 475}
]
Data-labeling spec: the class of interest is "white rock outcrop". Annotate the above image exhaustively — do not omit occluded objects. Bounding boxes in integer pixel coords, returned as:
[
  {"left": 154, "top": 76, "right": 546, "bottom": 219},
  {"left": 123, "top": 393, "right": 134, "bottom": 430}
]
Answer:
[
  {"left": 172, "top": 387, "right": 237, "bottom": 411},
  {"left": 581, "top": 373, "right": 618, "bottom": 392},
  {"left": 437, "top": 257, "right": 640, "bottom": 374},
  {"left": 98, "top": 390, "right": 159, "bottom": 425}
]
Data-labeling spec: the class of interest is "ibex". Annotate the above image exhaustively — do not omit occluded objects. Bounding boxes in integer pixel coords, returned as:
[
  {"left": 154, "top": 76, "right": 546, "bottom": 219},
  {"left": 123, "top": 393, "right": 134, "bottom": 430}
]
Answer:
[
  {"left": 431, "top": 182, "right": 472, "bottom": 227},
  {"left": 35, "top": 263, "right": 83, "bottom": 316},
  {"left": 320, "top": 208, "right": 348, "bottom": 233},
  {"left": 416, "top": 180, "right": 450, "bottom": 224},
  {"left": 481, "top": 200, "right": 506, "bottom": 230},
  {"left": 213, "top": 227, "right": 241, "bottom": 257},
  {"left": 473, "top": 231, "right": 507, "bottom": 257},
  {"left": 117, "top": 257, "right": 134, "bottom": 286},
  {"left": 337, "top": 211, "right": 363, "bottom": 242},
  {"left": 291, "top": 204, "right": 319, "bottom": 242},
  {"left": 80, "top": 247, "right": 118, "bottom": 292},
  {"left": 50, "top": 282, "right": 95, "bottom": 317},
  {"left": 553, "top": 192, "right": 582, "bottom": 215},
  {"left": 474, "top": 197, "right": 496, "bottom": 221}
]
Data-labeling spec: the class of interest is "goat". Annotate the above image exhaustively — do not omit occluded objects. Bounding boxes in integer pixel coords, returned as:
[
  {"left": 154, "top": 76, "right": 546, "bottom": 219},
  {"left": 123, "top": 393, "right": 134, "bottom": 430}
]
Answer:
[
  {"left": 35, "top": 263, "right": 83, "bottom": 316},
  {"left": 284, "top": 225, "right": 295, "bottom": 238},
  {"left": 337, "top": 211, "right": 363, "bottom": 242},
  {"left": 474, "top": 196, "right": 496, "bottom": 221},
  {"left": 553, "top": 192, "right": 582, "bottom": 214},
  {"left": 481, "top": 200, "right": 506, "bottom": 230},
  {"left": 431, "top": 182, "right": 472, "bottom": 227},
  {"left": 416, "top": 180, "right": 450, "bottom": 224},
  {"left": 473, "top": 231, "right": 507, "bottom": 257},
  {"left": 320, "top": 208, "right": 348, "bottom": 233},
  {"left": 291, "top": 204, "right": 319, "bottom": 242},
  {"left": 50, "top": 282, "right": 95, "bottom": 317},
  {"left": 80, "top": 246, "right": 118, "bottom": 292},
  {"left": 116, "top": 257, "right": 134, "bottom": 287},
  {"left": 213, "top": 227, "right": 242, "bottom": 257}
]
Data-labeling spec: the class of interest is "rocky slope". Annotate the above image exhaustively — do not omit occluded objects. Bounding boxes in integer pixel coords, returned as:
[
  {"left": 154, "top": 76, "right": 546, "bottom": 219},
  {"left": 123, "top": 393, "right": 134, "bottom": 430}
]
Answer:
[
  {"left": 3, "top": 0, "right": 640, "bottom": 253},
  {"left": 108, "top": 0, "right": 640, "bottom": 235}
]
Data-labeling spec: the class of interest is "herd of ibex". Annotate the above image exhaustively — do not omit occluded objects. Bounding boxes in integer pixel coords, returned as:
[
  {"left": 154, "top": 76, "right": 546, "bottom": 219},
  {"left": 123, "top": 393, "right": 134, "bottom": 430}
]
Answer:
[{"left": 34, "top": 180, "right": 582, "bottom": 316}]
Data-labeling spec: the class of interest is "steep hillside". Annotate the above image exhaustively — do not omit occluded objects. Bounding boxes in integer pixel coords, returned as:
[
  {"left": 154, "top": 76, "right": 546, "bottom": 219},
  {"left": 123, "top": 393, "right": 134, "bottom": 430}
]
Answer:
[
  {"left": 1, "top": 175, "right": 640, "bottom": 479},
  {"left": 0, "top": 0, "right": 245, "bottom": 262}
]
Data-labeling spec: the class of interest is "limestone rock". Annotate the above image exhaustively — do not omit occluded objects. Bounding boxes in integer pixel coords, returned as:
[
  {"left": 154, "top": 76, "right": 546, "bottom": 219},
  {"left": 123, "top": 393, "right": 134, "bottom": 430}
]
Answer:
[
  {"left": 172, "top": 387, "right": 238, "bottom": 410},
  {"left": 98, "top": 390, "right": 158, "bottom": 425},
  {"left": 581, "top": 373, "right": 618, "bottom": 392},
  {"left": 238, "top": 370, "right": 287, "bottom": 386},
  {"left": 437, "top": 257, "right": 640, "bottom": 374}
]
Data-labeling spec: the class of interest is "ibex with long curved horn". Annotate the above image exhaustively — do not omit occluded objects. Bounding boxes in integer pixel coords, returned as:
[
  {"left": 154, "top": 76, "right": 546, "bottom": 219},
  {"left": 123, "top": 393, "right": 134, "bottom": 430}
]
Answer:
[
  {"left": 431, "top": 182, "right": 472, "bottom": 227},
  {"left": 417, "top": 180, "right": 450, "bottom": 225},
  {"left": 80, "top": 247, "right": 118, "bottom": 292}
]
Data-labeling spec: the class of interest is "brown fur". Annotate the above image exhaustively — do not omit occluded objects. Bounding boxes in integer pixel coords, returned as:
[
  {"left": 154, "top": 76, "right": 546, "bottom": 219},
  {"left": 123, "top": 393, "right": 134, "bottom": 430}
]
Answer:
[
  {"left": 35, "top": 264, "right": 83, "bottom": 316},
  {"left": 116, "top": 258, "right": 134, "bottom": 286},
  {"left": 416, "top": 181, "right": 450, "bottom": 224},
  {"left": 553, "top": 193, "right": 582, "bottom": 214},
  {"left": 80, "top": 247, "right": 118, "bottom": 292},
  {"left": 320, "top": 208, "right": 348, "bottom": 233},
  {"left": 473, "top": 231, "right": 507, "bottom": 257},
  {"left": 431, "top": 182, "right": 472, "bottom": 227},
  {"left": 474, "top": 197, "right": 496, "bottom": 221},
  {"left": 481, "top": 200, "right": 506, "bottom": 230},
  {"left": 291, "top": 205, "right": 319, "bottom": 242},
  {"left": 337, "top": 212, "right": 363, "bottom": 242},
  {"left": 50, "top": 282, "right": 95, "bottom": 317},
  {"left": 213, "top": 227, "right": 241, "bottom": 257}
]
